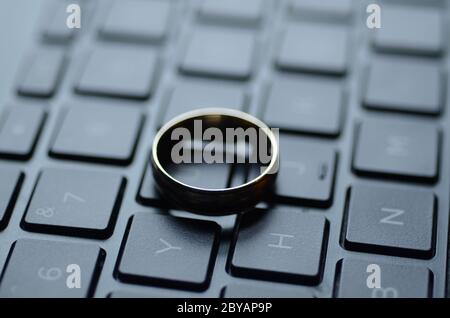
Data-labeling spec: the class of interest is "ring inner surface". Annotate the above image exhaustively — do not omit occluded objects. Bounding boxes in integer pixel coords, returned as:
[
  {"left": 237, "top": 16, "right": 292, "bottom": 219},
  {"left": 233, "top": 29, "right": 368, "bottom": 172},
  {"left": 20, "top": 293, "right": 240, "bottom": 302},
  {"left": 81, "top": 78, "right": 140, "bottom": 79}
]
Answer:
[{"left": 157, "top": 113, "right": 274, "bottom": 190}]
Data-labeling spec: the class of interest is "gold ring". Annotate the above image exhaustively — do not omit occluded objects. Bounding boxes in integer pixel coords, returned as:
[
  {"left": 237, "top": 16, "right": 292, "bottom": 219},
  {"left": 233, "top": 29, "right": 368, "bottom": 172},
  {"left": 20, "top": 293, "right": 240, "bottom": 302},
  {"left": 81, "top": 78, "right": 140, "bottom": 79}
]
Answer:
[{"left": 151, "top": 108, "right": 279, "bottom": 215}]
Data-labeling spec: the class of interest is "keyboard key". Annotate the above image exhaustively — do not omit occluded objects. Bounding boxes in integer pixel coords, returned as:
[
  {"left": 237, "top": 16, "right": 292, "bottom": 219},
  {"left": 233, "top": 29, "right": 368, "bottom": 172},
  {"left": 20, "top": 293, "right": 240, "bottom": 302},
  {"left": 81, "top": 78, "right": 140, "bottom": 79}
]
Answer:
[
  {"left": 161, "top": 79, "right": 247, "bottom": 125},
  {"left": 42, "top": 0, "right": 94, "bottom": 43},
  {"left": 17, "top": 48, "right": 66, "bottom": 98},
  {"left": 344, "top": 183, "right": 435, "bottom": 259},
  {"left": 364, "top": 56, "right": 443, "bottom": 115},
  {"left": 289, "top": 0, "right": 353, "bottom": 22},
  {"left": 372, "top": 5, "right": 444, "bottom": 56},
  {"left": 276, "top": 22, "right": 349, "bottom": 75},
  {"left": 180, "top": 27, "right": 256, "bottom": 80},
  {"left": 231, "top": 209, "right": 328, "bottom": 285},
  {"left": 198, "top": 0, "right": 264, "bottom": 26},
  {"left": 223, "top": 283, "right": 313, "bottom": 298},
  {"left": 22, "top": 167, "right": 125, "bottom": 239},
  {"left": 109, "top": 291, "right": 167, "bottom": 298},
  {"left": 251, "top": 135, "right": 336, "bottom": 207},
  {"left": 263, "top": 74, "right": 343, "bottom": 136},
  {"left": 139, "top": 154, "right": 239, "bottom": 209},
  {"left": 276, "top": 138, "right": 336, "bottom": 206},
  {"left": 169, "top": 163, "right": 230, "bottom": 190},
  {"left": 139, "top": 159, "right": 230, "bottom": 209},
  {"left": 337, "top": 259, "right": 431, "bottom": 298},
  {"left": 403, "top": 0, "right": 446, "bottom": 6},
  {"left": 353, "top": 118, "right": 439, "bottom": 182},
  {"left": 76, "top": 45, "right": 159, "bottom": 99},
  {"left": 50, "top": 104, "right": 143, "bottom": 165},
  {"left": 118, "top": 213, "right": 219, "bottom": 290},
  {"left": 395, "top": 0, "right": 445, "bottom": 6},
  {"left": 109, "top": 291, "right": 153, "bottom": 298},
  {"left": 42, "top": 1, "right": 77, "bottom": 43},
  {"left": 0, "top": 239, "right": 103, "bottom": 298},
  {"left": 0, "top": 106, "right": 46, "bottom": 160},
  {"left": 0, "top": 168, "right": 24, "bottom": 230},
  {"left": 138, "top": 164, "right": 163, "bottom": 207},
  {"left": 99, "top": 0, "right": 171, "bottom": 44},
  {"left": 109, "top": 289, "right": 187, "bottom": 298}
]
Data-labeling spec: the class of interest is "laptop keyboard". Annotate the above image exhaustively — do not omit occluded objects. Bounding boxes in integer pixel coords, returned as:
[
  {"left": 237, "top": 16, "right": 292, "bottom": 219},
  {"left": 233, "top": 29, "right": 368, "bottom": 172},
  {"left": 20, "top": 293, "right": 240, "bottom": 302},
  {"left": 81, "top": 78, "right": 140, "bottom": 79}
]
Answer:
[{"left": 0, "top": 0, "right": 449, "bottom": 298}]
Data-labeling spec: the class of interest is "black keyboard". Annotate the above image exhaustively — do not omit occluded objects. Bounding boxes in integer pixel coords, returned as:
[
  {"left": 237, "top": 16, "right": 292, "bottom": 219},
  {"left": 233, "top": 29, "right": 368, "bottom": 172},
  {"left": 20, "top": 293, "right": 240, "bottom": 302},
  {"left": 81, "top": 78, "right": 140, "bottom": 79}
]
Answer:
[{"left": 0, "top": 0, "right": 449, "bottom": 298}]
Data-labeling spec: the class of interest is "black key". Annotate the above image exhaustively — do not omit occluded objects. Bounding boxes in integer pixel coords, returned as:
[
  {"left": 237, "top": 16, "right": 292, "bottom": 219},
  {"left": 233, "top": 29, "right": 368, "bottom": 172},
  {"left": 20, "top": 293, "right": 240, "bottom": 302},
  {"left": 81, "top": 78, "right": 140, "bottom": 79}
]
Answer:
[
  {"left": 161, "top": 79, "right": 247, "bottom": 125},
  {"left": 180, "top": 27, "right": 256, "bottom": 80},
  {"left": 109, "top": 289, "right": 188, "bottom": 298},
  {"left": 395, "top": 0, "right": 445, "bottom": 6},
  {"left": 22, "top": 167, "right": 125, "bottom": 239},
  {"left": 344, "top": 183, "right": 435, "bottom": 259},
  {"left": 109, "top": 291, "right": 158, "bottom": 298},
  {"left": 76, "top": 45, "right": 159, "bottom": 100},
  {"left": 109, "top": 291, "right": 152, "bottom": 298},
  {"left": 0, "top": 239, "right": 103, "bottom": 298},
  {"left": 0, "top": 168, "right": 24, "bottom": 230},
  {"left": 289, "top": 0, "right": 353, "bottom": 22},
  {"left": 139, "top": 161, "right": 230, "bottom": 207},
  {"left": 263, "top": 74, "right": 343, "bottom": 136},
  {"left": 42, "top": 1, "right": 77, "bottom": 43},
  {"left": 17, "top": 48, "right": 66, "bottom": 98},
  {"left": 251, "top": 135, "right": 336, "bottom": 207},
  {"left": 42, "top": 0, "right": 93, "bottom": 43},
  {"left": 169, "top": 163, "right": 230, "bottom": 190},
  {"left": 50, "top": 104, "right": 143, "bottom": 165},
  {"left": 118, "top": 213, "right": 219, "bottom": 290},
  {"left": 231, "top": 209, "right": 328, "bottom": 285},
  {"left": 223, "top": 283, "right": 313, "bottom": 298},
  {"left": 99, "top": 0, "right": 171, "bottom": 44},
  {"left": 0, "top": 106, "right": 46, "bottom": 160},
  {"left": 139, "top": 155, "right": 238, "bottom": 208},
  {"left": 372, "top": 5, "right": 444, "bottom": 56},
  {"left": 364, "top": 56, "right": 443, "bottom": 115},
  {"left": 353, "top": 118, "right": 439, "bottom": 182},
  {"left": 337, "top": 259, "right": 431, "bottom": 298},
  {"left": 138, "top": 164, "right": 163, "bottom": 207},
  {"left": 109, "top": 286, "right": 192, "bottom": 298},
  {"left": 276, "top": 22, "right": 349, "bottom": 75},
  {"left": 198, "top": 0, "right": 264, "bottom": 26}
]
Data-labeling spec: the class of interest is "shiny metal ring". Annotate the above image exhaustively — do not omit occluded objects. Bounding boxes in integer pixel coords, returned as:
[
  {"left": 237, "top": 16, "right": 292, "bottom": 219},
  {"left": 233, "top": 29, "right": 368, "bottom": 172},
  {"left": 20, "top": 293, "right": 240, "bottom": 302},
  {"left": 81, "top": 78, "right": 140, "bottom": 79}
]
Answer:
[{"left": 151, "top": 108, "right": 279, "bottom": 215}]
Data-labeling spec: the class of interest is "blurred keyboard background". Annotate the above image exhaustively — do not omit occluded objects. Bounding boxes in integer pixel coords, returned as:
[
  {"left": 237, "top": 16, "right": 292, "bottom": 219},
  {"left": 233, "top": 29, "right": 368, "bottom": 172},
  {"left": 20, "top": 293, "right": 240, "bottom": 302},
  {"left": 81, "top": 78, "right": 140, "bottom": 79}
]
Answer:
[{"left": 0, "top": 0, "right": 449, "bottom": 298}]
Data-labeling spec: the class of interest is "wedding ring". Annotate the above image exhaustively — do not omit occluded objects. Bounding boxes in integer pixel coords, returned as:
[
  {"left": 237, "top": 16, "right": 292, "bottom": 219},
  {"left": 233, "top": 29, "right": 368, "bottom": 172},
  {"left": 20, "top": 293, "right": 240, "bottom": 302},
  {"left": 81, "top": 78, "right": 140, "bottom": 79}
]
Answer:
[{"left": 151, "top": 108, "right": 279, "bottom": 215}]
